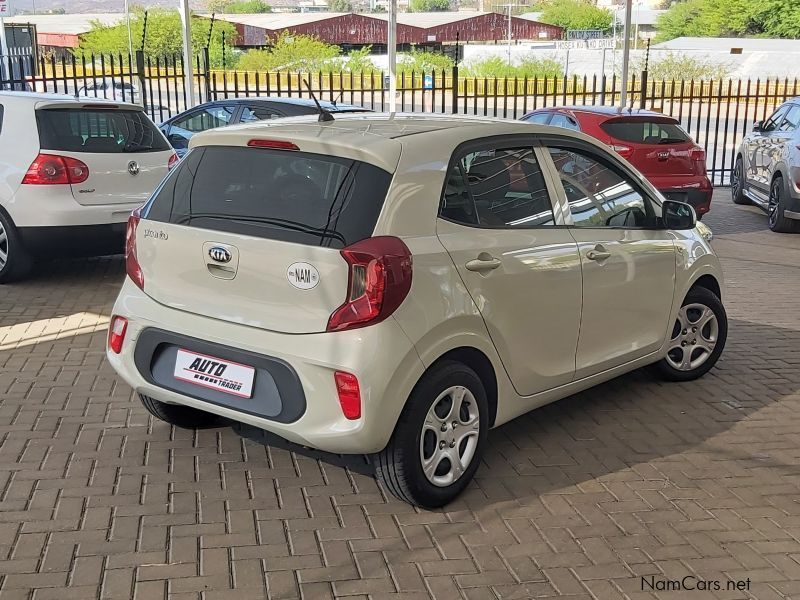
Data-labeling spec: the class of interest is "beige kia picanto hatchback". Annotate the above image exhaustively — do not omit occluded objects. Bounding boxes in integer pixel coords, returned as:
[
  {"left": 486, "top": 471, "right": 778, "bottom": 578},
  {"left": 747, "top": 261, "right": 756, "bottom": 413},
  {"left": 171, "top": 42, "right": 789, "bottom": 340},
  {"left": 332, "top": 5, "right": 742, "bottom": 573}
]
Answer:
[{"left": 107, "top": 114, "right": 727, "bottom": 507}]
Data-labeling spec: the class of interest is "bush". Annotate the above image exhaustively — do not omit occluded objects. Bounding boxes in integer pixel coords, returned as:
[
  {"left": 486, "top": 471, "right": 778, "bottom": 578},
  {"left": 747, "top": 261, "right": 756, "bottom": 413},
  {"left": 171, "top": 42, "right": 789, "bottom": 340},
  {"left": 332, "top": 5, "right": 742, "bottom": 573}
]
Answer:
[
  {"left": 462, "top": 55, "right": 564, "bottom": 78},
  {"left": 628, "top": 52, "right": 733, "bottom": 81},
  {"left": 235, "top": 34, "right": 376, "bottom": 73},
  {"left": 535, "top": 0, "right": 612, "bottom": 31},
  {"left": 397, "top": 48, "right": 453, "bottom": 73}
]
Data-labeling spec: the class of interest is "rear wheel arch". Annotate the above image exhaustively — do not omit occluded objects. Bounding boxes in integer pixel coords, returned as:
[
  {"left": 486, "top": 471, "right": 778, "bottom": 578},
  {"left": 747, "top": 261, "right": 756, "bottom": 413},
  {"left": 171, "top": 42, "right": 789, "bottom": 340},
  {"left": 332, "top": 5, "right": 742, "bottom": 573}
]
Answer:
[{"left": 424, "top": 347, "right": 498, "bottom": 428}]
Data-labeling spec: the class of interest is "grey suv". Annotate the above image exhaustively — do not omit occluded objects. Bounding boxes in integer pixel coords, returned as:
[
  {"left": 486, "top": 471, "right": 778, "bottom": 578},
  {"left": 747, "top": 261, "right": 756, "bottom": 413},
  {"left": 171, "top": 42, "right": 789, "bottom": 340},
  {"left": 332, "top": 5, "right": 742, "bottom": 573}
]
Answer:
[{"left": 733, "top": 98, "right": 800, "bottom": 232}]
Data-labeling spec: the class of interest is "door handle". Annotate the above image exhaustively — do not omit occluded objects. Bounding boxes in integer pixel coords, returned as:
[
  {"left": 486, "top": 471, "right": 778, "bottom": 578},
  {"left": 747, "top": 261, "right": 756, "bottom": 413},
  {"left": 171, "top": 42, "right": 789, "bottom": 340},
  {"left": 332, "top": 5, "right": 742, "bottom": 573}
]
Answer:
[
  {"left": 465, "top": 254, "right": 502, "bottom": 272},
  {"left": 586, "top": 246, "right": 611, "bottom": 261}
]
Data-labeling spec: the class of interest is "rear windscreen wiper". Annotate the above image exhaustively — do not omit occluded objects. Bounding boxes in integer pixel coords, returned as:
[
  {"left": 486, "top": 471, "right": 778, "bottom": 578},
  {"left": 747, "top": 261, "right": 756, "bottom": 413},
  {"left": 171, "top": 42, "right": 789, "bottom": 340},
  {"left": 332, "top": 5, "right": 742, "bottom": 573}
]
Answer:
[{"left": 183, "top": 213, "right": 347, "bottom": 245}]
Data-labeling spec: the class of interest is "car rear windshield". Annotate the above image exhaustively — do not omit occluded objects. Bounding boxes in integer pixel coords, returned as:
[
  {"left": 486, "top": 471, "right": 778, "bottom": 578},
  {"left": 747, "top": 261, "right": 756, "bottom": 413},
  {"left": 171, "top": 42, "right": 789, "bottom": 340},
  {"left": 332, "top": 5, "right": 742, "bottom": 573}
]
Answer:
[
  {"left": 144, "top": 145, "right": 392, "bottom": 249},
  {"left": 600, "top": 120, "right": 690, "bottom": 145},
  {"left": 36, "top": 108, "right": 169, "bottom": 153}
]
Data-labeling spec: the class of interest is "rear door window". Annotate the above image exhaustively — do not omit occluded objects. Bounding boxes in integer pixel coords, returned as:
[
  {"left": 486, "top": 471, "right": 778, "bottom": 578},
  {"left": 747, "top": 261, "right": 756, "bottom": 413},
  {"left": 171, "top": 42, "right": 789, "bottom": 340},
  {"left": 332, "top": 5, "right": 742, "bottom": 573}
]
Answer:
[
  {"left": 145, "top": 146, "right": 392, "bottom": 248},
  {"left": 549, "top": 113, "right": 580, "bottom": 131},
  {"left": 36, "top": 108, "right": 169, "bottom": 153},
  {"left": 167, "top": 105, "right": 237, "bottom": 149},
  {"left": 600, "top": 120, "right": 690, "bottom": 144},
  {"left": 240, "top": 105, "right": 282, "bottom": 122}
]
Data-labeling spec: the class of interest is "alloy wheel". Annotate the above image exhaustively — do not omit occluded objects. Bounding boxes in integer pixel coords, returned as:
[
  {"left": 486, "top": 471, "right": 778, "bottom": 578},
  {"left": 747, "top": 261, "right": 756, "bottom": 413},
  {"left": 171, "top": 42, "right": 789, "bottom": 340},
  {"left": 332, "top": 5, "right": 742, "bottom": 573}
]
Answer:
[
  {"left": 768, "top": 180, "right": 781, "bottom": 228},
  {"left": 0, "top": 220, "right": 8, "bottom": 271},
  {"left": 731, "top": 162, "right": 742, "bottom": 199},
  {"left": 419, "top": 385, "right": 480, "bottom": 487},
  {"left": 666, "top": 303, "right": 719, "bottom": 371}
]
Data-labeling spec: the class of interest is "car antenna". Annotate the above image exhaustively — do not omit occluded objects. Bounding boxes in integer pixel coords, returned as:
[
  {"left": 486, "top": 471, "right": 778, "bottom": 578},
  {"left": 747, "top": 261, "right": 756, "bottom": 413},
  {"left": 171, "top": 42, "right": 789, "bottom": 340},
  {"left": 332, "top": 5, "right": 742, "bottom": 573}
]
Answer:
[
  {"left": 331, "top": 91, "right": 343, "bottom": 107},
  {"left": 302, "top": 79, "right": 334, "bottom": 122}
]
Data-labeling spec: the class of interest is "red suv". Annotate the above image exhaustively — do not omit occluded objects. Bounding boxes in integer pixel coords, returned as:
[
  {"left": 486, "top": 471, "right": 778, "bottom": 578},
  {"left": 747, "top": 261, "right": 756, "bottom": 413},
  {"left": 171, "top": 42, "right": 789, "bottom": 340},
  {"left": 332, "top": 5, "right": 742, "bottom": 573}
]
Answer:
[{"left": 521, "top": 106, "right": 712, "bottom": 217}]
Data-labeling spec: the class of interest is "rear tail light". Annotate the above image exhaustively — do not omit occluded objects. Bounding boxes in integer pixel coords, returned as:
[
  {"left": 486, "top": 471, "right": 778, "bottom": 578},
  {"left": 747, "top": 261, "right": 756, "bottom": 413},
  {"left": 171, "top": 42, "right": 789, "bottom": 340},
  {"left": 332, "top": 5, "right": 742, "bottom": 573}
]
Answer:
[
  {"left": 108, "top": 316, "right": 128, "bottom": 354},
  {"left": 334, "top": 371, "right": 361, "bottom": 420},
  {"left": 168, "top": 152, "right": 179, "bottom": 170},
  {"left": 125, "top": 208, "right": 144, "bottom": 291},
  {"left": 22, "top": 153, "right": 89, "bottom": 185},
  {"left": 327, "top": 236, "right": 412, "bottom": 332},
  {"left": 610, "top": 144, "right": 633, "bottom": 159},
  {"left": 690, "top": 147, "right": 707, "bottom": 174}
]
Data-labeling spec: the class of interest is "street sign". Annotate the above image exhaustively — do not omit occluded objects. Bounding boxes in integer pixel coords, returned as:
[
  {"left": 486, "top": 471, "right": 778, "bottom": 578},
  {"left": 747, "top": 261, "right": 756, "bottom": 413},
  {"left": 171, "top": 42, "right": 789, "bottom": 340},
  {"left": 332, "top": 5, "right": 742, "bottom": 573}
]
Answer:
[
  {"left": 555, "top": 38, "right": 615, "bottom": 50},
  {"left": 0, "top": 0, "right": 14, "bottom": 16},
  {"left": 567, "top": 29, "right": 603, "bottom": 40}
]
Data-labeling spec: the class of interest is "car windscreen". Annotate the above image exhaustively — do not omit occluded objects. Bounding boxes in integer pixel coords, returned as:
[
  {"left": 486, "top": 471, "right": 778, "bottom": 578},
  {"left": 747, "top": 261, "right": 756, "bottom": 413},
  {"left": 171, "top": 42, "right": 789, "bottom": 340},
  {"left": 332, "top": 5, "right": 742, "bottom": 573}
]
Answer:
[
  {"left": 36, "top": 108, "right": 169, "bottom": 153},
  {"left": 600, "top": 119, "right": 691, "bottom": 145},
  {"left": 144, "top": 145, "right": 392, "bottom": 249}
]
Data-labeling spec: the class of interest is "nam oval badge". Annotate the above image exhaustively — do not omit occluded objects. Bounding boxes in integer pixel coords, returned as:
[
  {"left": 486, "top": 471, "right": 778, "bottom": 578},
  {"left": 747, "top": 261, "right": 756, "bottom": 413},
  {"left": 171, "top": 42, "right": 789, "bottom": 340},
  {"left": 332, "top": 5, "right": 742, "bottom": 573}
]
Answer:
[{"left": 287, "top": 262, "right": 320, "bottom": 290}]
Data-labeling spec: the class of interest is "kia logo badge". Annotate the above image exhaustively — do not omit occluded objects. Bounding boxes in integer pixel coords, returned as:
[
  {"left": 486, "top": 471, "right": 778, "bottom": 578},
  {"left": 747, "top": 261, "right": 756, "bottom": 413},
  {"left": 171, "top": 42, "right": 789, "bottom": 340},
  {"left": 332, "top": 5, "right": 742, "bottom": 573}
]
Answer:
[
  {"left": 127, "top": 161, "right": 140, "bottom": 176},
  {"left": 209, "top": 246, "right": 232, "bottom": 263}
]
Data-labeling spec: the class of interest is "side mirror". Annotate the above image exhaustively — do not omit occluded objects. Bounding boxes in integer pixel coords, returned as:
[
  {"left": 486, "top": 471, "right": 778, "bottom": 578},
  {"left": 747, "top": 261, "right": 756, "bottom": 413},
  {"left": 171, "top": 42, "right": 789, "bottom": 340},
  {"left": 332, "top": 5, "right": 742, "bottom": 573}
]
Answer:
[
  {"left": 752, "top": 120, "right": 764, "bottom": 132},
  {"left": 662, "top": 200, "right": 697, "bottom": 230}
]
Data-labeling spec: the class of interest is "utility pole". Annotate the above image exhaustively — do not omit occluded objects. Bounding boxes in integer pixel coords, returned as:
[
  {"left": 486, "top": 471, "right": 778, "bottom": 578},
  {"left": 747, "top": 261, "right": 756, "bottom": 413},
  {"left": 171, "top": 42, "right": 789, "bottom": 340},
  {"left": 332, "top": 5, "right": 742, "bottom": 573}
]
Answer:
[
  {"left": 619, "top": 0, "right": 632, "bottom": 108},
  {"left": 179, "top": 0, "right": 195, "bottom": 109}
]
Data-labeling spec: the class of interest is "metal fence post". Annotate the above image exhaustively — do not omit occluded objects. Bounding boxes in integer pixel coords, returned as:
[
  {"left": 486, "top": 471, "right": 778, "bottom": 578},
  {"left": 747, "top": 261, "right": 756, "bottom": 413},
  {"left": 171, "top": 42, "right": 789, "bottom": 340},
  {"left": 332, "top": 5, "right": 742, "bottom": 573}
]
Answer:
[
  {"left": 201, "top": 46, "right": 211, "bottom": 103},
  {"left": 451, "top": 65, "right": 458, "bottom": 115},
  {"left": 640, "top": 69, "right": 648, "bottom": 109},
  {"left": 135, "top": 50, "right": 147, "bottom": 112}
]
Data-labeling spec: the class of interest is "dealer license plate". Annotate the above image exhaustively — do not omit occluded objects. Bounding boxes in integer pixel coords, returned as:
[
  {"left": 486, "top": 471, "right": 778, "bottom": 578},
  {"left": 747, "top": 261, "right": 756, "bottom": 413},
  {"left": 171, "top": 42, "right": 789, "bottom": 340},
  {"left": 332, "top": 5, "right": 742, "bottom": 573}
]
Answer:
[{"left": 173, "top": 349, "right": 255, "bottom": 398}]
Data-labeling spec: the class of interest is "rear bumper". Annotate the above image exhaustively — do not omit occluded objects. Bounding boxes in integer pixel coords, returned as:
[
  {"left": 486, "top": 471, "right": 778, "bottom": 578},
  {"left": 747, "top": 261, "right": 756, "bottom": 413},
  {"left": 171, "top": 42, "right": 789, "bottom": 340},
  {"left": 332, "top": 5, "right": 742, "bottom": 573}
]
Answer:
[
  {"left": 106, "top": 279, "right": 426, "bottom": 454},
  {"left": 6, "top": 185, "right": 143, "bottom": 228},
  {"left": 18, "top": 223, "right": 126, "bottom": 258},
  {"left": 651, "top": 175, "right": 713, "bottom": 216}
]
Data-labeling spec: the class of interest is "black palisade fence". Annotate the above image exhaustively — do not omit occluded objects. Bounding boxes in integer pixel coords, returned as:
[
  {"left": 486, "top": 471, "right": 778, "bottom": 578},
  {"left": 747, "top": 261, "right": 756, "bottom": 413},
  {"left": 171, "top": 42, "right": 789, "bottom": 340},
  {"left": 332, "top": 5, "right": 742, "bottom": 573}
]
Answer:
[{"left": 1, "top": 48, "right": 797, "bottom": 186}]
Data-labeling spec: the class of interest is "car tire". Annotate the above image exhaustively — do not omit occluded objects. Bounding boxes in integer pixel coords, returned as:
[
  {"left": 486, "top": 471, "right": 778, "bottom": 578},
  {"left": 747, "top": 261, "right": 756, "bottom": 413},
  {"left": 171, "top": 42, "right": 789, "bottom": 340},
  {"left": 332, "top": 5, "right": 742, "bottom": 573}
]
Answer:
[
  {"left": 767, "top": 176, "right": 800, "bottom": 233},
  {"left": 654, "top": 286, "right": 727, "bottom": 382},
  {"left": 731, "top": 157, "right": 749, "bottom": 205},
  {"left": 373, "top": 361, "right": 488, "bottom": 508},
  {"left": 0, "top": 210, "right": 34, "bottom": 284},
  {"left": 139, "top": 393, "right": 221, "bottom": 429}
]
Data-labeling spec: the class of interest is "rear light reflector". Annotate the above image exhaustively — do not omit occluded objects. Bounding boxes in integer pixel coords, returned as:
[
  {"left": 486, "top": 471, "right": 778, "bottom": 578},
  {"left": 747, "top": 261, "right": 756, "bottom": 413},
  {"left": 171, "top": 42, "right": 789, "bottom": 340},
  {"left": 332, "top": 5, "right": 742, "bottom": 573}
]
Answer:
[
  {"left": 334, "top": 371, "right": 361, "bottom": 420},
  {"left": 610, "top": 144, "right": 633, "bottom": 159},
  {"left": 247, "top": 139, "right": 299, "bottom": 151},
  {"left": 22, "top": 153, "right": 89, "bottom": 185},
  {"left": 125, "top": 208, "right": 144, "bottom": 291},
  {"left": 327, "top": 236, "right": 413, "bottom": 332},
  {"left": 168, "top": 152, "right": 179, "bottom": 170},
  {"left": 108, "top": 316, "right": 128, "bottom": 354}
]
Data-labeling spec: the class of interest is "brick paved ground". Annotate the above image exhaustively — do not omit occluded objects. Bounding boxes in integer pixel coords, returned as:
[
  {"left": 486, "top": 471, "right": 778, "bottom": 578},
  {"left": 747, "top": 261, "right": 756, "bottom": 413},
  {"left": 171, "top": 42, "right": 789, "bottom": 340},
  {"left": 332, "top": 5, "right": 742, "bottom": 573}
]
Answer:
[{"left": 1, "top": 190, "right": 800, "bottom": 600}]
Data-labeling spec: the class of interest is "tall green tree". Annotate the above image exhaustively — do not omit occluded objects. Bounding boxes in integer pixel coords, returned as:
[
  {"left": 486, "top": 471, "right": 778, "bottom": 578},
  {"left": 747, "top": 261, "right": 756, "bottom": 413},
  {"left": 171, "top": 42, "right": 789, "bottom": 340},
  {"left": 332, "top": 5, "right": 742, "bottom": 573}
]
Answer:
[
  {"left": 77, "top": 8, "right": 238, "bottom": 68},
  {"left": 327, "top": 0, "right": 354, "bottom": 11},
  {"left": 206, "top": 0, "right": 271, "bottom": 13},
  {"left": 408, "top": 0, "right": 451, "bottom": 12},
  {"left": 535, "top": 0, "right": 612, "bottom": 31}
]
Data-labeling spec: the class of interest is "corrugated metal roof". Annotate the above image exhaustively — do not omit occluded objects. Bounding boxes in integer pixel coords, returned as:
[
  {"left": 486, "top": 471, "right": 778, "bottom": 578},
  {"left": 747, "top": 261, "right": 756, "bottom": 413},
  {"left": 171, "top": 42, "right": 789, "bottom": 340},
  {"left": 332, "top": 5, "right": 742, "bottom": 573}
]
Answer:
[
  {"left": 5, "top": 13, "right": 124, "bottom": 35},
  {"left": 207, "top": 12, "right": 349, "bottom": 29}
]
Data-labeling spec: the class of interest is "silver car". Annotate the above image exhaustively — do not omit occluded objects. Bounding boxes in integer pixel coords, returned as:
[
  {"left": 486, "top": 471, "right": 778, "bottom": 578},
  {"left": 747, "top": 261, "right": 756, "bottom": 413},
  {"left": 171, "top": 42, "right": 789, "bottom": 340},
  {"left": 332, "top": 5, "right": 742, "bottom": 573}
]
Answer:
[{"left": 732, "top": 98, "right": 800, "bottom": 232}]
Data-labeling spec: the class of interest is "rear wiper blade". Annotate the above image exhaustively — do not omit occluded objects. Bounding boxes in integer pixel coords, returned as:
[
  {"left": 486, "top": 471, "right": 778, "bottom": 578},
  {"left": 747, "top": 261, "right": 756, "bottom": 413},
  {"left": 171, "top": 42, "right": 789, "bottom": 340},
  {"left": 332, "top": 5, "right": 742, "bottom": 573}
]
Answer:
[{"left": 184, "top": 213, "right": 346, "bottom": 244}]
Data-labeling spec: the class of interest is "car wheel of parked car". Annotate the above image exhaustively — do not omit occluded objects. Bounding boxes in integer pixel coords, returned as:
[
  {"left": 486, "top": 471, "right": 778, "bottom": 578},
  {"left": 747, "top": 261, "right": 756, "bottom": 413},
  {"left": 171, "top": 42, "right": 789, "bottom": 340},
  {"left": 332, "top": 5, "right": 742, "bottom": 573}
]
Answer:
[
  {"left": 767, "top": 176, "right": 799, "bottom": 233},
  {"left": 0, "top": 210, "right": 34, "bottom": 284},
  {"left": 731, "top": 157, "right": 749, "bottom": 205},
  {"left": 139, "top": 393, "right": 222, "bottom": 429},
  {"left": 654, "top": 287, "right": 727, "bottom": 382},
  {"left": 374, "top": 361, "right": 488, "bottom": 508}
]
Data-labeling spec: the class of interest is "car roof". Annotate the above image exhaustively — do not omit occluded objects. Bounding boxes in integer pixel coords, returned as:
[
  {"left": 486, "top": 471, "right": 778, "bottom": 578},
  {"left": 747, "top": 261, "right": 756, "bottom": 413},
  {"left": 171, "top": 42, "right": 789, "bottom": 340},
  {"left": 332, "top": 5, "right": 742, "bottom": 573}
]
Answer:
[
  {"left": 189, "top": 113, "right": 594, "bottom": 173},
  {"left": 0, "top": 91, "right": 142, "bottom": 111},
  {"left": 529, "top": 105, "right": 674, "bottom": 119}
]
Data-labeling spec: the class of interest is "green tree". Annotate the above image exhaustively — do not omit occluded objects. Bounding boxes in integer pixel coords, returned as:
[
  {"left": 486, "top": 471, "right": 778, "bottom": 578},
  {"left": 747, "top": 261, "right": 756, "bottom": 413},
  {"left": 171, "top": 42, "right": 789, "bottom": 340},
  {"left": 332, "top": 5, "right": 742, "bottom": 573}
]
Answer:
[
  {"left": 237, "top": 33, "right": 341, "bottom": 71},
  {"left": 408, "top": 0, "right": 451, "bottom": 12},
  {"left": 77, "top": 8, "right": 238, "bottom": 68},
  {"left": 398, "top": 48, "right": 453, "bottom": 73},
  {"left": 748, "top": 0, "right": 800, "bottom": 38},
  {"left": 535, "top": 0, "right": 612, "bottom": 31},
  {"left": 327, "top": 0, "right": 354, "bottom": 11},
  {"left": 225, "top": 1, "right": 272, "bottom": 13}
]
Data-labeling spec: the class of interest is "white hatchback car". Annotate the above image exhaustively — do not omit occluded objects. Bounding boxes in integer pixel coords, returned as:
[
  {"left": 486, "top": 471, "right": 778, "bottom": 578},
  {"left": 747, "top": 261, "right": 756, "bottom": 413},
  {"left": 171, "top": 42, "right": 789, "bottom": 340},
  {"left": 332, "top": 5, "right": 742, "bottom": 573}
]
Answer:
[
  {"left": 0, "top": 93, "right": 177, "bottom": 282},
  {"left": 107, "top": 114, "right": 727, "bottom": 507}
]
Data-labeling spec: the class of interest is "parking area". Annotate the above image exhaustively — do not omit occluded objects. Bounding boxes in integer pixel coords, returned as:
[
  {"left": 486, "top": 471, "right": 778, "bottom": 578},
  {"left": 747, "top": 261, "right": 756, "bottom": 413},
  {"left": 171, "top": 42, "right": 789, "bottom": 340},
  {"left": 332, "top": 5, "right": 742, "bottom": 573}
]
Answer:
[{"left": 1, "top": 189, "right": 799, "bottom": 600}]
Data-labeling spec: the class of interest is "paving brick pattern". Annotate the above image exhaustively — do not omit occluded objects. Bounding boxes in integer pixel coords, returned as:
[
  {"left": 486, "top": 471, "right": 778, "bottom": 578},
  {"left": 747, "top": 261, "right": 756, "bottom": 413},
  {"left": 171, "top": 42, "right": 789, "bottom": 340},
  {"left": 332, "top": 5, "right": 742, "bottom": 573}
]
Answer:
[{"left": 1, "top": 191, "right": 800, "bottom": 599}]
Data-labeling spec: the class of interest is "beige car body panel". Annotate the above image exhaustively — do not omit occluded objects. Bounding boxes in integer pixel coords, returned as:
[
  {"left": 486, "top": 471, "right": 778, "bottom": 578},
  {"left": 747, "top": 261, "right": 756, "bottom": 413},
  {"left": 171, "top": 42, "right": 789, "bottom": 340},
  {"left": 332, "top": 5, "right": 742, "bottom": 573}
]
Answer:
[{"left": 108, "top": 114, "right": 725, "bottom": 454}]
